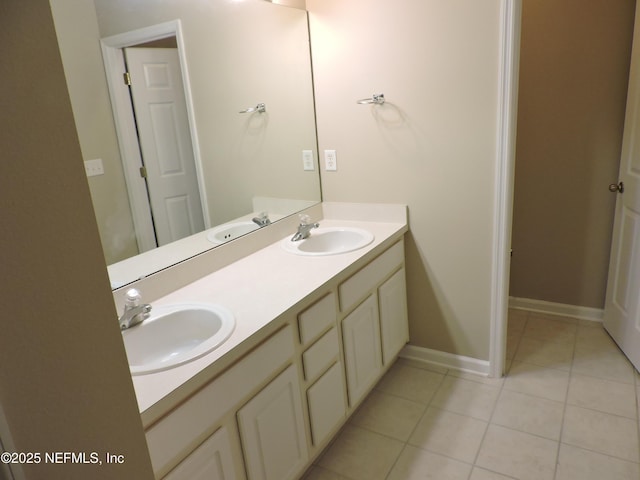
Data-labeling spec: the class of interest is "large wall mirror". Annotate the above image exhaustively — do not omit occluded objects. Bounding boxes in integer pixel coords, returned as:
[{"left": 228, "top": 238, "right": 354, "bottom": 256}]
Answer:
[{"left": 50, "top": 0, "right": 320, "bottom": 289}]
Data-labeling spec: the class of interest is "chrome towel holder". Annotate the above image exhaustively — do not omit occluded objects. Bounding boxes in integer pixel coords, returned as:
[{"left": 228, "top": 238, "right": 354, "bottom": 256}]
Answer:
[
  {"left": 239, "top": 103, "right": 266, "bottom": 113},
  {"left": 357, "top": 93, "right": 385, "bottom": 105}
]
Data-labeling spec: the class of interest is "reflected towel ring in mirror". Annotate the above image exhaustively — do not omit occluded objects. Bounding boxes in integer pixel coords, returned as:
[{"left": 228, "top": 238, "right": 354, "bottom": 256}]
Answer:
[
  {"left": 239, "top": 103, "right": 266, "bottom": 113},
  {"left": 356, "top": 93, "right": 385, "bottom": 105}
]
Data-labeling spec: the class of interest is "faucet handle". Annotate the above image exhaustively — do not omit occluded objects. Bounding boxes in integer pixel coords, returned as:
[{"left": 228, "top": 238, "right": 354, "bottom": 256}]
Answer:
[
  {"left": 299, "top": 213, "right": 312, "bottom": 225},
  {"left": 125, "top": 288, "right": 142, "bottom": 307}
]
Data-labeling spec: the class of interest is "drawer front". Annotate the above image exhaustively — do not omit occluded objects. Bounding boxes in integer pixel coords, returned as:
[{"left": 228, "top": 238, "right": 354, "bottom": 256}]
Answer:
[
  {"left": 307, "top": 362, "right": 347, "bottom": 447},
  {"left": 339, "top": 241, "right": 404, "bottom": 312},
  {"left": 146, "top": 326, "right": 294, "bottom": 477},
  {"left": 298, "top": 293, "right": 336, "bottom": 345},
  {"left": 302, "top": 327, "right": 339, "bottom": 382}
]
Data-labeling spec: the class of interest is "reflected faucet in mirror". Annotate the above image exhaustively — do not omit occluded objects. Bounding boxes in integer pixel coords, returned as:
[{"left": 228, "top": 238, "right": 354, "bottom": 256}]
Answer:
[{"left": 252, "top": 212, "right": 271, "bottom": 227}]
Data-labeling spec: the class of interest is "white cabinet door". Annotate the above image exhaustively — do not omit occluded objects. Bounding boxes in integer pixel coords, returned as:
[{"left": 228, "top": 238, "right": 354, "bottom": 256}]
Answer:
[
  {"left": 163, "top": 427, "right": 237, "bottom": 480},
  {"left": 378, "top": 268, "right": 409, "bottom": 364},
  {"left": 237, "top": 365, "right": 308, "bottom": 480},
  {"left": 342, "top": 295, "right": 382, "bottom": 406}
]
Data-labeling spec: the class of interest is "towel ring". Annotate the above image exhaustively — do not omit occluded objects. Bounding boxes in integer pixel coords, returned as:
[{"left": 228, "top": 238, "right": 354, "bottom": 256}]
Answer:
[
  {"left": 239, "top": 103, "right": 266, "bottom": 114},
  {"left": 356, "top": 93, "right": 385, "bottom": 105}
]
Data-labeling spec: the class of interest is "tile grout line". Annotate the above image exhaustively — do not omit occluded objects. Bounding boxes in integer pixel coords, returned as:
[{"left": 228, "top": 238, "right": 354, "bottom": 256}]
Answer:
[
  {"left": 558, "top": 440, "right": 640, "bottom": 466},
  {"left": 551, "top": 314, "right": 579, "bottom": 480},
  {"left": 466, "top": 309, "right": 528, "bottom": 477},
  {"left": 381, "top": 364, "right": 447, "bottom": 480}
]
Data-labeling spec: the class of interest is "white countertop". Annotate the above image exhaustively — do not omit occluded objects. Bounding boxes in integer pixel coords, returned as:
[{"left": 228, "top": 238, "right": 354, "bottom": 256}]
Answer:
[{"left": 127, "top": 203, "right": 408, "bottom": 426}]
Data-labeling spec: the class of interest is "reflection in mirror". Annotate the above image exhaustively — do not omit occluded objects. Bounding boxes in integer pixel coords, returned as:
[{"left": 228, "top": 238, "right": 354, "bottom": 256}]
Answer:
[{"left": 50, "top": 0, "right": 320, "bottom": 289}]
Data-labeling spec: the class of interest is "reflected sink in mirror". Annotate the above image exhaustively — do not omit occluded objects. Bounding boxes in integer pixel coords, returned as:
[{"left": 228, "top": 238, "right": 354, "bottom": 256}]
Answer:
[
  {"left": 281, "top": 227, "right": 374, "bottom": 256},
  {"left": 206, "top": 221, "right": 259, "bottom": 245},
  {"left": 122, "top": 303, "right": 235, "bottom": 375}
]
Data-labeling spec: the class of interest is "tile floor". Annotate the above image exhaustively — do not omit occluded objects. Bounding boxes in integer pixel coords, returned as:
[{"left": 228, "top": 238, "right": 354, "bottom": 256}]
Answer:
[{"left": 303, "top": 309, "right": 640, "bottom": 480}]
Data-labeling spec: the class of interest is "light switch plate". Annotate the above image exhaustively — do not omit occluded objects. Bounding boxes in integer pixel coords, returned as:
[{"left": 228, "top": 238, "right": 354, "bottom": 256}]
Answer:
[
  {"left": 302, "top": 150, "right": 314, "bottom": 171},
  {"left": 324, "top": 150, "right": 337, "bottom": 171},
  {"left": 84, "top": 158, "right": 104, "bottom": 177}
]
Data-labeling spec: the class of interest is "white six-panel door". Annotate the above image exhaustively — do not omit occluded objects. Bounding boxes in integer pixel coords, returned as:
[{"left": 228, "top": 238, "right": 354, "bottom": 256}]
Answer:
[
  {"left": 125, "top": 47, "right": 205, "bottom": 247},
  {"left": 603, "top": 7, "right": 640, "bottom": 371}
]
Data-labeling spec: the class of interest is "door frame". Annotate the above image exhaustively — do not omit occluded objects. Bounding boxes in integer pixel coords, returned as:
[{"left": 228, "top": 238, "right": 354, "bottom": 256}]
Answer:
[
  {"left": 489, "top": 0, "right": 522, "bottom": 378},
  {"left": 100, "top": 20, "right": 210, "bottom": 253}
]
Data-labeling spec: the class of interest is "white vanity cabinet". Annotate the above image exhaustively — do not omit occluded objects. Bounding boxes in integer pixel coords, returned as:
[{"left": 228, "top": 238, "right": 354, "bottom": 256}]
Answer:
[
  {"left": 339, "top": 240, "right": 408, "bottom": 407},
  {"left": 144, "top": 235, "right": 409, "bottom": 480},
  {"left": 147, "top": 326, "right": 296, "bottom": 479}
]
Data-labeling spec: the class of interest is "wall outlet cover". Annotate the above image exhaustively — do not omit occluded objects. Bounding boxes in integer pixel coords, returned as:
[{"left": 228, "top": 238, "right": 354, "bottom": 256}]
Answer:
[
  {"left": 324, "top": 150, "right": 337, "bottom": 171},
  {"left": 84, "top": 158, "right": 104, "bottom": 177}
]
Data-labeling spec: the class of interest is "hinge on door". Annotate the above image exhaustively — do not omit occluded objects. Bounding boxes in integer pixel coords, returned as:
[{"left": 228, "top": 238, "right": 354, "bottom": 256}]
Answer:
[
  {"left": 123, "top": 72, "right": 132, "bottom": 86},
  {"left": 139, "top": 166, "right": 147, "bottom": 178}
]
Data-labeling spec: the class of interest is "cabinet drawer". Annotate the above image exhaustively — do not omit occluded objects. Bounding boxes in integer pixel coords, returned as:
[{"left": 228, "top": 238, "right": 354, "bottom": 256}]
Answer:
[
  {"left": 302, "top": 327, "right": 339, "bottom": 382},
  {"left": 307, "top": 362, "right": 347, "bottom": 446},
  {"left": 146, "top": 326, "right": 294, "bottom": 476},
  {"left": 339, "top": 241, "right": 404, "bottom": 312},
  {"left": 298, "top": 293, "right": 336, "bottom": 345}
]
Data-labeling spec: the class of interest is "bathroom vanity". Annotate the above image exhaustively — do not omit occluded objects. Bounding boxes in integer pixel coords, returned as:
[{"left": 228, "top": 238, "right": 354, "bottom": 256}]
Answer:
[{"left": 122, "top": 203, "right": 409, "bottom": 480}]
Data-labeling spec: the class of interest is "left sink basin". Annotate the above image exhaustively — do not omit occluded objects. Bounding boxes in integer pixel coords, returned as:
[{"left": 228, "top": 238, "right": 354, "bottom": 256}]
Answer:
[{"left": 122, "top": 303, "right": 235, "bottom": 375}]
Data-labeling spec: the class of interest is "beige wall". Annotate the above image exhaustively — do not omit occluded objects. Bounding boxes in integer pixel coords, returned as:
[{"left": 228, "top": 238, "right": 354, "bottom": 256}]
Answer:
[
  {"left": 510, "top": 0, "right": 635, "bottom": 308},
  {"left": 307, "top": 0, "right": 504, "bottom": 360},
  {"left": 50, "top": 0, "right": 139, "bottom": 265},
  {"left": 0, "top": 1, "right": 153, "bottom": 478}
]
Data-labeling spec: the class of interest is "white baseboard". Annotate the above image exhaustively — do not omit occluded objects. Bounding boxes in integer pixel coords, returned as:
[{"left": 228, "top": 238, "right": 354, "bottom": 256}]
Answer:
[
  {"left": 399, "top": 345, "right": 490, "bottom": 376},
  {"left": 509, "top": 296, "right": 603, "bottom": 323}
]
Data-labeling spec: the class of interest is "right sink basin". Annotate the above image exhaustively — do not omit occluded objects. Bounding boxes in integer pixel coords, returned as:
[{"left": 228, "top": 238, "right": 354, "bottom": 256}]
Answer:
[{"left": 281, "top": 227, "right": 374, "bottom": 256}]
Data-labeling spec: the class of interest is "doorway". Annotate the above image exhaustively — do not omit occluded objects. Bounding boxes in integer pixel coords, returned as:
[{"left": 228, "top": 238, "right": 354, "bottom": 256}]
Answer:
[
  {"left": 508, "top": 1, "right": 637, "bottom": 367},
  {"left": 100, "top": 21, "right": 210, "bottom": 253}
]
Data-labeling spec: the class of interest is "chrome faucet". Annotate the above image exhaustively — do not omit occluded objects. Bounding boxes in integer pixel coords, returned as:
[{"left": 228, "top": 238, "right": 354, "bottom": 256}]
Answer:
[
  {"left": 252, "top": 212, "right": 271, "bottom": 227},
  {"left": 291, "top": 214, "right": 319, "bottom": 241},
  {"left": 119, "top": 288, "right": 152, "bottom": 330}
]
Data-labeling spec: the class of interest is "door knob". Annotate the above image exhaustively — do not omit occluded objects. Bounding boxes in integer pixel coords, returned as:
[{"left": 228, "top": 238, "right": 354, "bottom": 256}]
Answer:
[{"left": 609, "top": 181, "right": 624, "bottom": 193}]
